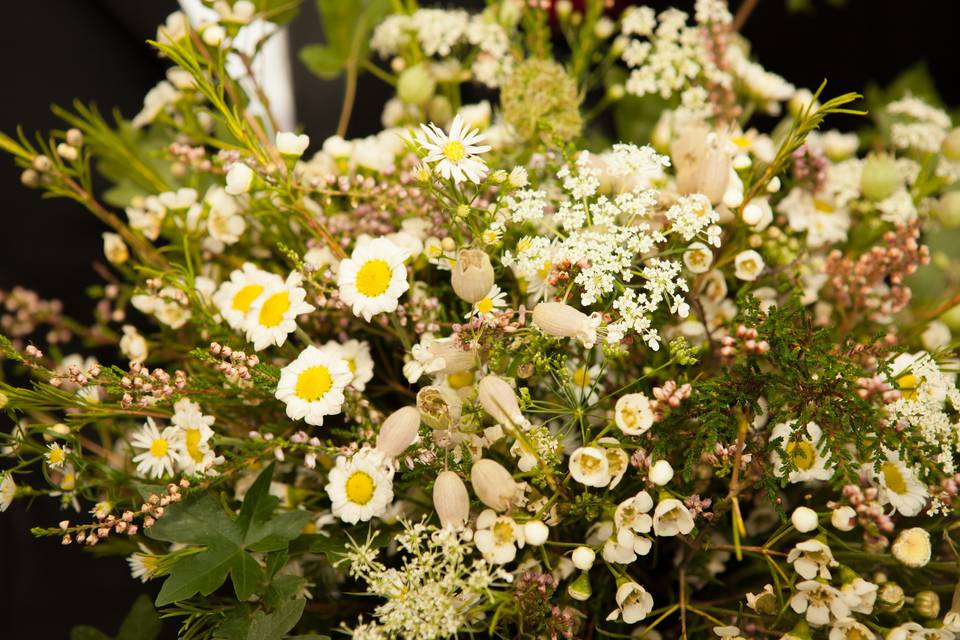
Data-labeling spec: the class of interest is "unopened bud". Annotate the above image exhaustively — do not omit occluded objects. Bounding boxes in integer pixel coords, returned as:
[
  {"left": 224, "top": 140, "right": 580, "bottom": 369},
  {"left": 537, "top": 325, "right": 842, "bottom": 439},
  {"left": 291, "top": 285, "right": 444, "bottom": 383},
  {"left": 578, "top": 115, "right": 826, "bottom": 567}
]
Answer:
[
  {"left": 417, "top": 386, "right": 461, "bottom": 430},
  {"left": 476, "top": 375, "right": 523, "bottom": 427},
  {"left": 428, "top": 337, "right": 477, "bottom": 374},
  {"left": 397, "top": 63, "right": 436, "bottom": 106},
  {"left": 878, "top": 581, "right": 905, "bottom": 612},
  {"left": 532, "top": 302, "right": 597, "bottom": 347},
  {"left": 567, "top": 572, "right": 592, "bottom": 601},
  {"left": 914, "top": 590, "right": 941, "bottom": 619},
  {"left": 66, "top": 128, "right": 84, "bottom": 147},
  {"left": 376, "top": 406, "right": 421, "bottom": 457},
  {"left": 451, "top": 249, "right": 495, "bottom": 303},
  {"left": 860, "top": 153, "right": 901, "bottom": 201},
  {"left": 433, "top": 470, "right": 470, "bottom": 530},
  {"left": 942, "top": 128, "right": 960, "bottom": 161},
  {"left": 470, "top": 458, "right": 523, "bottom": 512}
]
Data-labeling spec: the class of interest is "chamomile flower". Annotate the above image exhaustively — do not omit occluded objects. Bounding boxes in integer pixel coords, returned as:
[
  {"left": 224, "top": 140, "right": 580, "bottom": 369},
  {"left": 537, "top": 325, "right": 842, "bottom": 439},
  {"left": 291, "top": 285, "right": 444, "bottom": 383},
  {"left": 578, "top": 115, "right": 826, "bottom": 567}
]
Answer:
[
  {"left": 45, "top": 442, "right": 69, "bottom": 469},
  {"left": 417, "top": 114, "right": 491, "bottom": 184},
  {"left": 170, "top": 398, "right": 218, "bottom": 475},
  {"left": 276, "top": 345, "right": 353, "bottom": 426},
  {"left": 325, "top": 448, "right": 394, "bottom": 524},
  {"left": 875, "top": 449, "right": 928, "bottom": 517},
  {"left": 245, "top": 272, "right": 316, "bottom": 351},
  {"left": 0, "top": 473, "right": 16, "bottom": 511},
  {"left": 128, "top": 543, "right": 162, "bottom": 582},
  {"left": 323, "top": 339, "right": 375, "bottom": 391},
  {"left": 468, "top": 284, "right": 507, "bottom": 318},
  {"left": 337, "top": 238, "right": 410, "bottom": 322},
  {"left": 769, "top": 420, "right": 834, "bottom": 483},
  {"left": 474, "top": 509, "right": 525, "bottom": 564},
  {"left": 212, "top": 263, "right": 283, "bottom": 331},
  {"left": 130, "top": 418, "right": 178, "bottom": 479}
]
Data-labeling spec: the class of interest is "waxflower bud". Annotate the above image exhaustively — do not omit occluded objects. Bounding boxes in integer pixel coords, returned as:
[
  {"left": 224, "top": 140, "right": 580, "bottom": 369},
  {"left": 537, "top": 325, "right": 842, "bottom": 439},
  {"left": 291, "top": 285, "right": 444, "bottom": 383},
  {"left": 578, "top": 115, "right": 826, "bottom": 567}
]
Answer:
[
  {"left": 66, "top": 128, "right": 84, "bottom": 147},
  {"left": 571, "top": 546, "right": 595, "bottom": 571},
  {"left": 451, "top": 249, "right": 495, "bottom": 304},
  {"left": 942, "top": 127, "right": 960, "bottom": 161},
  {"left": 860, "top": 153, "right": 901, "bottom": 201},
  {"left": 649, "top": 459, "right": 674, "bottom": 486},
  {"left": 470, "top": 458, "right": 523, "bottom": 511},
  {"left": 32, "top": 154, "right": 52, "bottom": 172},
  {"left": 477, "top": 375, "right": 523, "bottom": 427},
  {"left": 417, "top": 386, "right": 461, "bottom": 430},
  {"left": 375, "top": 406, "right": 421, "bottom": 457},
  {"left": 878, "top": 581, "right": 905, "bottom": 612},
  {"left": 433, "top": 470, "right": 469, "bottom": 530},
  {"left": 225, "top": 162, "right": 254, "bottom": 195},
  {"left": 102, "top": 232, "right": 129, "bottom": 265},
  {"left": 398, "top": 63, "right": 436, "bottom": 105},
  {"left": 891, "top": 527, "right": 931, "bottom": 568},
  {"left": 276, "top": 131, "right": 310, "bottom": 157},
  {"left": 914, "top": 590, "right": 941, "bottom": 619},
  {"left": 20, "top": 169, "right": 39, "bottom": 187},
  {"left": 523, "top": 520, "right": 549, "bottom": 546},
  {"left": 567, "top": 572, "right": 592, "bottom": 601},
  {"left": 532, "top": 302, "right": 598, "bottom": 348},
  {"left": 790, "top": 506, "right": 819, "bottom": 533},
  {"left": 830, "top": 505, "right": 856, "bottom": 532},
  {"left": 57, "top": 143, "right": 78, "bottom": 162}
]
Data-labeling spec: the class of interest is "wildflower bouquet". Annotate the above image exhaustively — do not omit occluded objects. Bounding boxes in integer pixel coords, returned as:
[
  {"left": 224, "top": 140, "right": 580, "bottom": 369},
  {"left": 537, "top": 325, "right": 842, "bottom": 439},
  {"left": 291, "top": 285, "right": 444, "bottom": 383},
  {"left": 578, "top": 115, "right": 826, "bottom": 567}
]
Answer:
[{"left": 4, "top": 1, "right": 960, "bottom": 639}]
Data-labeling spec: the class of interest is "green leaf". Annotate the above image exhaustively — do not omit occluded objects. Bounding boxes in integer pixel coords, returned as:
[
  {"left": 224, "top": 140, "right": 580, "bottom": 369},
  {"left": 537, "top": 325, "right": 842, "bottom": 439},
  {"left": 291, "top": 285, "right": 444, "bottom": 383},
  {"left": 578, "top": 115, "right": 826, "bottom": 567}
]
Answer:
[
  {"left": 231, "top": 549, "right": 265, "bottom": 601},
  {"left": 116, "top": 595, "right": 161, "bottom": 640},
  {"left": 301, "top": 0, "right": 390, "bottom": 79},
  {"left": 247, "top": 510, "right": 313, "bottom": 552},
  {"left": 299, "top": 45, "right": 346, "bottom": 80},
  {"left": 264, "top": 574, "right": 306, "bottom": 609},
  {"left": 69, "top": 627, "right": 112, "bottom": 640},
  {"left": 256, "top": 0, "right": 300, "bottom": 26},
  {"left": 237, "top": 462, "right": 277, "bottom": 536},
  {"left": 246, "top": 598, "right": 306, "bottom": 640},
  {"left": 155, "top": 542, "right": 240, "bottom": 606}
]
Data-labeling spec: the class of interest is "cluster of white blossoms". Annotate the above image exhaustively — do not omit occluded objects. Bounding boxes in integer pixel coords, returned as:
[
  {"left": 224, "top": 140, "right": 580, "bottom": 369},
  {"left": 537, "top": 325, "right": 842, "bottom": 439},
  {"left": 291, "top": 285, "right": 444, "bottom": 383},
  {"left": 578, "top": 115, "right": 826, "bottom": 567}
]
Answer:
[{"left": 129, "top": 399, "right": 221, "bottom": 478}]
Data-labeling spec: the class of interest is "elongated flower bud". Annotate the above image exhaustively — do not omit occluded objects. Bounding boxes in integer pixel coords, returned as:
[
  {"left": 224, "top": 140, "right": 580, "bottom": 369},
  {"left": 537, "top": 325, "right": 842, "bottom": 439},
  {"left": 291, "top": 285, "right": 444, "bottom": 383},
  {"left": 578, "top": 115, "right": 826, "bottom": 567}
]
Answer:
[
  {"left": 477, "top": 375, "right": 523, "bottom": 427},
  {"left": 451, "top": 249, "right": 495, "bottom": 304},
  {"left": 532, "top": 302, "right": 598, "bottom": 348},
  {"left": 433, "top": 471, "right": 469, "bottom": 529},
  {"left": 428, "top": 337, "right": 476, "bottom": 374},
  {"left": 417, "top": 386, "right": 461, "bottom": 430},
  {"left": 471, "top": 458, "right": 523, "bottom": 511},
  {"left": 376, "top": 406, "right": 421, "bottom": 457},
  {"left": 692, "top": 148, "right": 731, "bottom": 205}
]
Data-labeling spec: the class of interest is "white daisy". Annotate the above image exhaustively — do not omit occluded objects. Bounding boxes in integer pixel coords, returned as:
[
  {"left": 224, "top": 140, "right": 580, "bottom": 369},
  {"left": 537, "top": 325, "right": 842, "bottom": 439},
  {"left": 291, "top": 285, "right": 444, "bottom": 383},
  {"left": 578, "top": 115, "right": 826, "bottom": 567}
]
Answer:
[
  {"left": 45, "top": 442, "right": 70, "bottom": 469},
  {"left": 321, "top": 339, "right": 374, "bottom": 391},
  {"left": 130, "top": 418, "right": 178, "bottom": 479},
  {"left": 337, "top": 238, "right": 410, "bottom": 322},
  {"left": 245, "top": 271, "right": 316, "bottom": 351},
  {"left": 0, "top": 473, "right": 16, "bottom": 511},
  {"left": 474, "top": 509, "right": 525, "bottom": 564},
  {"left": 769, "top": 420, "right": 834, "bottom": 483},
  {"left": 325, "top": 448, "right": 394, "bottom": 524},
  {"left": 875, "top": 449, "right": 928, "bottom": 517},
  {"left": 212, "top": 263, "right": 283, "bottom": 331},
  {"left": 128, "top": 543, "right": 162, "bottom": 582},
  {"left": 170, "top": 398, "right": 218, "bottom": 475},
  {"left": 468, "top": 284, "right": 507, "bottom": 318},
  {"left": 417, "top": 114, "right": 491, "bottom": 184},
  {"left": 276, "top": 345, "right": 353, "bottom": 426}
]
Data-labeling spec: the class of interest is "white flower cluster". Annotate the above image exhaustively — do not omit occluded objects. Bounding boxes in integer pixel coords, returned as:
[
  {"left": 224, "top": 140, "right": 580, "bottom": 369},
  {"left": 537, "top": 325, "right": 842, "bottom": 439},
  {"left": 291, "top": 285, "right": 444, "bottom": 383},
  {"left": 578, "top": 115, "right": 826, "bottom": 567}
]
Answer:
[{"left": 888, "top": 95, "right": 952, "bottom": 153}]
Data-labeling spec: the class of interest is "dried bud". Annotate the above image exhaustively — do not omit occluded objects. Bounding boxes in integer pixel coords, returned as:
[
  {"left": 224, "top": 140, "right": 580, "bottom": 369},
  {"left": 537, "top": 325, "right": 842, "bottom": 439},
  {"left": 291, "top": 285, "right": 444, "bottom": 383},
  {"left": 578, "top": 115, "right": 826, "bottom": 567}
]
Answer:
[
  {"left": 376, "top": 406, "right": 421, "bottom": 457},
  {"left": 470, "top": 458, "right": 523, "bottom": 511},
  {"left": 451, "top": 249, "right": 495, "bottom": 304},
  {"left": 417, "top": 386, "right": 461, "bottom": 430},
  {"left": 477, "top": 375, "right": 523, "bottom": 427},
  {"left": 433, "top": 471, "right": 470, "bottom": 529},
  {"left": 532, "top": 302, "right": 598, "bottom": 348}
]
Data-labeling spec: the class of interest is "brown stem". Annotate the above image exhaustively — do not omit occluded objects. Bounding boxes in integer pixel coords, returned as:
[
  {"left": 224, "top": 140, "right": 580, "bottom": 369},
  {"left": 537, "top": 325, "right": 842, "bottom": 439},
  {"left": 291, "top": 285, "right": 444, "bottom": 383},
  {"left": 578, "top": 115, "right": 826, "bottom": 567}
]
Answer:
[{"left": 732, "top": 0, "right": 760, "bottom": 32}]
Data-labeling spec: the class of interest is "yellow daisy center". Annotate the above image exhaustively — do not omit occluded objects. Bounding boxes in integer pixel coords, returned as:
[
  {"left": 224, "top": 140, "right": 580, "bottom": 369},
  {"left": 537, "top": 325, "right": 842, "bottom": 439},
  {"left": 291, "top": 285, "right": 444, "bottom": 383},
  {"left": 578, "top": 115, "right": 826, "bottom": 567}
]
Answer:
[
  {"left": 573, "top": 367, "right": 590, "bottom": 387},
  {"left": 48, "top": 447, "right": 65, "bottom": 465},
  {"left": 492, "top": 520, "right": 515, "bottom": 545},
  {"left": 476, "top": 297, "right": 495, "bottom": 314},
  {"left": 150, "top": 438, "right": 169, "bottom": 457},
  {"left": 732, "top": 135, "right": 751, "bottom": 149},
  {"left": 536, "top": 261, "right": 552, "bottom": 279},
  {"left": 787, "top": 441, "right": 816, "bottom": 471},
  {"left": 184, "top": 427, "right": 204, "bottom": 463},
  {"left": 258, "top": 291, "right": 291, "bottom": 328},
  {"left": 356, "top": 260, "right": 393, "bottom": 297},
  {"left": 231, "top": 284, "right": 263, "bottom": 312},
  {"left": 813, "top": 199, "right": 834, "bottom": 213},
  {"left": 345, "top": 470, "right": 375, "bottom": 505},
  {"left": 447, "top": 370, "right": 475, "bottom": 390},
  {"left": 296, "top": 366, "right": 333, "bottom": 401},
  {"left": 882, "top": 461, "right": 908, "bottom": 494},
  {"left": 442, "top": 140, "right": 466, "bottom": 162},
  {"left": 896, "top": 374, "right": 919, "bottom": 401}
]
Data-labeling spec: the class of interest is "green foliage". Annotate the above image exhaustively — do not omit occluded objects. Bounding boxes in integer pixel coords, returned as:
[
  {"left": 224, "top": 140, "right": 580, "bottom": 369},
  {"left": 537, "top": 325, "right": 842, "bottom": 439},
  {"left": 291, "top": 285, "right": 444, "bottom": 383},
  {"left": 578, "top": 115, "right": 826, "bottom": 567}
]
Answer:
[
  {"left": 299, "top": 0, "right": 390, "bottom": 80},
  {"left": 70, "top": 595, "right": 162, "bottom": 640},
  {"left": 147, "top": 463, "right": 311, "bottom": 607}
]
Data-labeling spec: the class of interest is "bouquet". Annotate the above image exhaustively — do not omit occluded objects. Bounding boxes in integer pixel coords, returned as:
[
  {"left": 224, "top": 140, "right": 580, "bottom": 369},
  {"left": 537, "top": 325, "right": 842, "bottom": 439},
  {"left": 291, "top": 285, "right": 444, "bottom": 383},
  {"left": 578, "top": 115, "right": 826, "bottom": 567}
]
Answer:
[{"left": 3, "top": 1, "right": 960, "bottom": 638}]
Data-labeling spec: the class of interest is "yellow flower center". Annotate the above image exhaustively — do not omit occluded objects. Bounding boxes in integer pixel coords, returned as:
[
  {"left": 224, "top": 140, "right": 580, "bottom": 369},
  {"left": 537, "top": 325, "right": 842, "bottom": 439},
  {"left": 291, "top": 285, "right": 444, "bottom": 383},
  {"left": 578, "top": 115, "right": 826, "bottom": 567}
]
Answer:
[
  {"left": 258, "top": 291, "right": 291, "bottom": 328},
  {"left": 536, "top": 261, "right": 552, "bottom": 279},
  {"left": 150, "top": 438, "right": 169, "bottom": 457},
  {"left": 296, "top": 366, "right": 333, "bottom": 401},
  {"left": 847, "top": 628, "right": 871, "bottom": 640},
  {"left": 578, "top": 452, "right": 603, "bottom": 473},
  {"left": 787, "top": 441, "right": 816, "bottom": 471},
  {"left": 232, "top": 284, "right": 263, "bottom": 312},
  {"left": 573, "top": 367, "right": 590, "bottom": 387},
  {"left": 476, "top": 297, "right": 495, "bottom": 314},
  {"left": 442, "top": 140, "right": 466, "bottom": 162},
  {"left": 447, "top": 370, "right": 475, "bottom": 390},
  {"left": 620, "top": 406, "right": 639, "bottom": 429},
  {"left": 346, "top": 358, "right": 357, "bottom": 374},
  {"left": 345, "top": 471, "right": 375, "bottom": 505},
  {"left": 882, "top": 461, "right": 908, "bottom": 494},
  {"left": 688, "top": 250, "right": 706, "bottom": 265},
  {"left": 48, "top": 447, "right": 65, "bottom": 465},
  {"left": 492, "top": 520, "right": 515, "bottom": 545},
  {"left": 896, "top": 374, "right": 919, "bottom": 401},
  {"left": 732, "top": 135, "right": 751, "bottom": 149},
  {"left": 355, "top": 259, "right": 393, "bottom": 297},
  {"left": 813, "top": 199, "right": 834, "bottom": 213},
  {"left": 184, "top": 427, "right": 204, "bottom": 463}
]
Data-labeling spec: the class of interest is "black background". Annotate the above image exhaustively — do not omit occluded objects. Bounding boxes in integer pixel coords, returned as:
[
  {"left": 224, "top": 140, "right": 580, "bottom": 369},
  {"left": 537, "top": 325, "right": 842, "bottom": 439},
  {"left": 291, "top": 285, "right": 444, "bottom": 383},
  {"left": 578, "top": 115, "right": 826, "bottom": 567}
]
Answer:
[{"left": 1, "top": 1, "right": 959, "bottom": 637}]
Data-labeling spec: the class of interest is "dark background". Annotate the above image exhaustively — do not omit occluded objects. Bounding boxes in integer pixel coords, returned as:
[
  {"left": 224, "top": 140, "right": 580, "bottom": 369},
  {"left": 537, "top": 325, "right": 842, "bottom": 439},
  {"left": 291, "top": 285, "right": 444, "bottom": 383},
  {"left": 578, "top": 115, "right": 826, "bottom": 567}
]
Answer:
[{"left": 1, "top": 1, "right": 958, "bottom": 637}]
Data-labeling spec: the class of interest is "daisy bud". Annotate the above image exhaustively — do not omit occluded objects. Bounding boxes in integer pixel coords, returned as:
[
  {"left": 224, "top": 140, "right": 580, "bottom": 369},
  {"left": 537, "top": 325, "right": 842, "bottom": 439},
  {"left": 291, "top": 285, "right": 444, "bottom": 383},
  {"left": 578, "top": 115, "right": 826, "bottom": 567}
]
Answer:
[
  {"left": 376, "top": 406, "right": 421, "bottom": 457},
  {"left": 790, "top": 506, "right": 819, "bottom": 533},
  {"left": 470, "top": 458, "right": 523, "bottom": 512},
  {"left": 451, "top": 249, "right": 495, "bottom": 304},
  {"left": 102, "top": 232, "right": 129, "bottom": 265},
  {"left": 417, "top": 386, "right": 461, "bottom": 430},
  {"left": 877, "top": 581, "right": 905, "bottom": 612},
  {"left": 942, "top": 127, "right": 960, "bottom": 161},
  {"left": 276, "top": 131, "right": 310, "bottom": 158},
  {"left": 532, "top": 302, "right": 598, "bottom": 348},
  {"left": 397, "top": 63, "right": 435, "bottom": 106},
  {"left": 860, "top": 153, "right": 901, "bottom": 201},
  {"left": 830, "top": 505, "right": 856, "bottom": 531},
  {"left": 433, "top": 470, "right": 470, "bottom": 529},
  {"left": 649, "top": 459, "right": 674, "bottom": 486},
  {"left": 523, "top": 520, "right": 549, "bottom": 546},
  {"left": 914, "top": 590, "right": 941, "bottom": 619},
  {"left": 571, "top": 545, "right": 596, "bottom": 571},
  {"left": 225, "top": 162, "right": 254, "bottom": 195},
  {"left": 891, "top": 527, "right": 931, "bottom": 568},
  {"left": 476, "top": 375, "right": 523, "bottom": 427},
  {"left": 567, "top": 572, "right": 592, "bottom": 601}
]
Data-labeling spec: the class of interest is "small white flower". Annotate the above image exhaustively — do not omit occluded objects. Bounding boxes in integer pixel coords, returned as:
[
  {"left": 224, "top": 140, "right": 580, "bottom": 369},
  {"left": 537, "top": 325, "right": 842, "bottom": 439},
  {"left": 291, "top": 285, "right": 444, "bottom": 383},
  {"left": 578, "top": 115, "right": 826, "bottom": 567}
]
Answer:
[
  {"left": 276, "top": 345, "right": 353, "bottom": 426},
  {"left": 417, "top": 114, "right": 491, "bottom": 184},
  {"left": 130, "top": 418, "right": 177, "bottom": 479},
  {"left": 606, "top": 581, "right": 654, "bottom": 624},
  {"left": 45, "top": 442, "right": 69, "bottom": 469},
  {"left": 0, "top": 473, "right": 15, "bottom": 512},
  {"left": 683, "top": 241, "right": 713, "bottom": 274},
  {"left": 170, "top": 398, "right": 218, "bottom": 476},
  {"left": 225, "top": 162, "right": 254, "bottom": 195},
  {"left": 891, "top": 527, "right": 931, "bottom": 568},
  {"left": 569, "top": 446, "right": 610, "bottom": 487},
  {"left": 245, "top": 272, "right": 316, "bottom": 351},
  {"left": 790, "top": 580, "right": 851, "bottom": 627},
  {"left": 276, "top": 131, "right": 310, "bottom": 156},
  {"left": 102, "top": 232, "right": 129, "bottom": 264},
  {"left": 614, "top": 393, "right": 655, "bottom": 435},
  {"left": 829, "top": 618, "right": 877, "bottom": 640},
  {"left": 875, "top": 449, "right": 928, "bottom": 517},
  {"left": 337, "top": 238, "right": 410, "bottom": 322},
  {"left": 474, "top": 508, "right": 524, "bottom": 564},
  {"left": 652, "top": 498, "right": 695, "bottom": 537},
  {"left": 840, "top": 577, "right": 877, "bottom": 615},
  {"left": 325, "top": 448, "right": 394, "bottom": 524},
  {"left": 787, "top": 538, "right": 837, "bottom": 580},
  {"left": 734, "top": 249, "right": 765, "bottom": 281},
  {"left": 120, "top": 325, "right": 149, "bottom": 364},
  {"left": 128, "top": 543, "right": 162, "bottom": 582}
]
